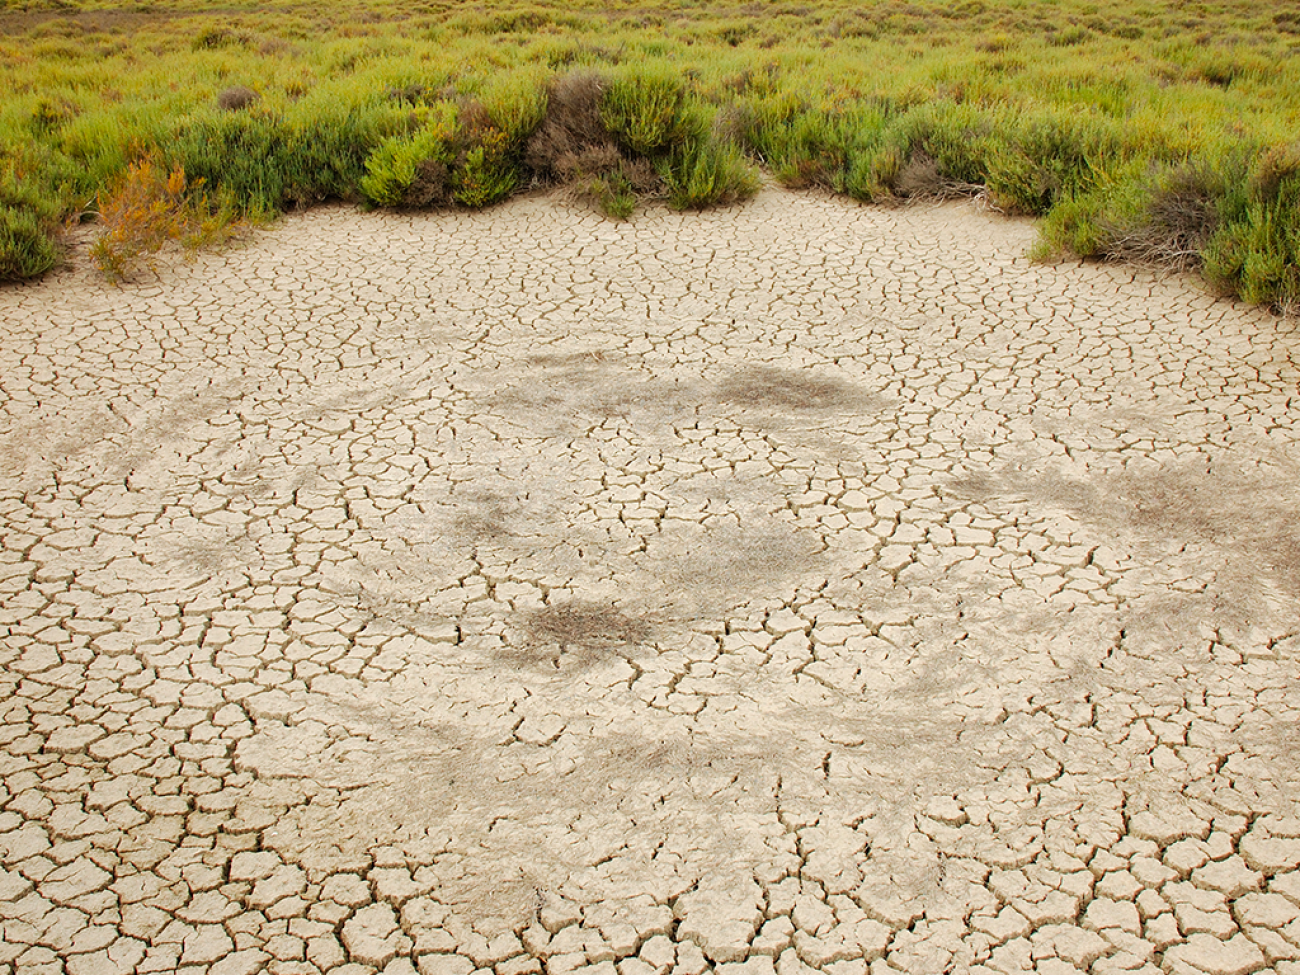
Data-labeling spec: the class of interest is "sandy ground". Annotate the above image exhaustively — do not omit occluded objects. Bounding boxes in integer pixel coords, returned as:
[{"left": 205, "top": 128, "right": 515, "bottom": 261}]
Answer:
[{"left": 2, "top": 188, "right": 1300, "bottom": 975}]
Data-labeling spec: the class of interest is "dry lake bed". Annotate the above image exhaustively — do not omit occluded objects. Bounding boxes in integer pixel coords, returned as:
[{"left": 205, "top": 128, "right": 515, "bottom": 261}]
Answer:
[{"left": 2, "top": 188, "right": 1299, "bottom": 975}]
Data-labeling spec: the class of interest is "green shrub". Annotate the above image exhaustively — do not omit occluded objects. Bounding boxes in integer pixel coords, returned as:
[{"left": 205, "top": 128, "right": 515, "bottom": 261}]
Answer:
[
  {"left": 57, "top": 107, "right": 172, "bottom": 205},
  {"left": 601, "top": 66, "right": 690, "bottom": 156},
  {"left": 0, "top": 205, "right": 59, "bottom": 281},
  {"left": 281, "top": 100, "right": 408, "bottom": 206},
  {"left": 170, "top": 108, "right": 288, "bottom": 213},
  {"left": 986, "top": 110, "right": 1119, "bottom": 214},
  {"left": 843, "top": 142, "right": 906, "bottom": 202},
  {"left": 899, "top": 102, "right": 997, "bottom": 188},
  {"left": 1204, "top": 205, "right": 1299, "bottom": 307},
  {"left": 752, "top": 102, "right": 889, "bottom": 193},
  {"left": 661, "top": 134, "right": 761, "bottom": 210},
  {"left": 1034, "top": 160, "right": 1217, "bottom": 268},
  {"left": 770, "top": 109, "right": 853, "bottom": 189},
  {"left": 589, "top": 168, "right": 638, "bottom": 219},
  {"left": 171, "top": 97, "right": 410, "bottom": 213},
  {"left": 477, "top": 68, "right": 550, "bottom": 145},
  {"left": 451, "top": 142, "right": 518, "bottom": 207},
  {"left": 1048, "top": 26, "right": 1092, "bottom": 47},
  {"left": 1203, "top": 150, "right": 1300, "bottom": 309},
  {"left": 729, "top": 89, "right": 807, "bottom": 169},
  {"left": 1, "top": 152, "right": 70, "bottom": 223},
  {"left": 360, "top": 104, "right": 458, "bottom": 207}
]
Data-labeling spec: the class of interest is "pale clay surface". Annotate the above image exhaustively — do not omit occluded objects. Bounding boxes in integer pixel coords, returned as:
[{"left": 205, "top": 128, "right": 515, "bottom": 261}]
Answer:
[{"left": 2, "top": 188, "right": 1299, "bottom": 975}]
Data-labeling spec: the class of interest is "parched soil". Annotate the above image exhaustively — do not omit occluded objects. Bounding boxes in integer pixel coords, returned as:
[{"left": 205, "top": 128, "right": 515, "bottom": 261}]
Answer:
[{"left": 2, "top": 189, "right": 1299, "bottom": 974}]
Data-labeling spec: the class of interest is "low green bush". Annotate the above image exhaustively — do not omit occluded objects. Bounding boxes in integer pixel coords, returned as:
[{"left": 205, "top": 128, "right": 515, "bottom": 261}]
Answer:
[
  {"left": 661, "top": 132, "right": 761, "bottom": 210},
  {"left": 169, "top": 108, "right": 289, "bottom": 213},
  {"left": 897, "top": 102, "right": 997, "bottom": 189},
  {"left": 281, "top": 99, "right": 410, "bottom": 207},
  {"left": 601, "top": 66, "right": 690, "bottom": 157},
  {"left": 985, "top": 109, "right": 1119, "bottom": 214},
  {"left": 477, "top": 69, "right": 550, "bottom": 145},
  {"left": 1034, "top": 160, "right": 1216, "bottom": 268},
  {"left": 1203, "top": 147, "right": 1300, "bottom": 310},
  {"left": 0, "top": 206, "right": 59, "bottom": 282},
  {"left": 588, "top": 168, "right": 638, "bottom": 219},
  {"left": 451, "top": 141, "right": 519, "bottom": 207},
  {"left": 360, "top": 104, "right": 458, "bottom": 208}
]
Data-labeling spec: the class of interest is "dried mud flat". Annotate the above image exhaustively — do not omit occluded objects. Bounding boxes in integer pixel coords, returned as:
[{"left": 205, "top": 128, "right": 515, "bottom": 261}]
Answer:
[{"left": 2, "top": 188, "right": 1300, "bottom": 975}]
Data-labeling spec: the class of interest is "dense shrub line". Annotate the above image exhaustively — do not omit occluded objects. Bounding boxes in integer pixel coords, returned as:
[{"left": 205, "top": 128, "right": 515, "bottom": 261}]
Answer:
[
  {"left": 1, "top": 0, "right": 1298, "bottom": 309},
  {"left": 17, "top": 66, "right": 767, "bottom": 281}
]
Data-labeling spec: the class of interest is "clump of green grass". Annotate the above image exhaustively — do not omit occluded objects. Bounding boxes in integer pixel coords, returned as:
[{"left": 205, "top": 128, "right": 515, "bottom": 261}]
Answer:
[
  {"left": 588, "top": 168, "right": 638, "bottom": 219},
  {"left": 450, "top": 127, "right": 518, "bottom": 207},
  {"left": 1034, "top": 142, "right": 1300, "bottom": 314},
  {"left": 601, "top": 65, "right": 690, "bottom": 157},
  {"left": 169, "top": 108, "right": 288, "bottom": 214},
  {"left": 984, "top": 109, "right": 1121, "bottom": 214},
  {"left": 0, "top": 149, "right": 71, "bottom": 282},
  {"left": 523, "top": 67, "right": 754, "bottom": 218},
  {"left": 360, "top": 103, "right": 458, "bottom": 207},
  {"left": 1203, "top": 145, "right": 1300, "bottom": 310},
  {"left": 661, "top": 108, "right": 761, "bottom": 210}
]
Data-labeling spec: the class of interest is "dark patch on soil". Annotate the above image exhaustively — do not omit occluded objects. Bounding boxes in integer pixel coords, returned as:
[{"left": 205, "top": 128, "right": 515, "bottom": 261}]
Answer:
[
  {"left": 714, "top": 366, "right": 879, "bottom": 413},
  {"left": 507, "top": 601, "right": 653, "bottom": 670},
  {"left": 489, "top": 354, "right": 692, "bottom": 423},
  {"left": 451, "top": 489, "right": 512, "bottom": 540},
  {"left": 950, "top": 461, "right": 1300, "bottom": 595},
  {"left": 524, "top": 601, "right": 651, "bottom": 648}
]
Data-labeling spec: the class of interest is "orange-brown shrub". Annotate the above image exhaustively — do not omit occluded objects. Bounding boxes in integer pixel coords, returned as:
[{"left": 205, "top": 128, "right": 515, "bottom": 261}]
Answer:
[{"left": 91, "top": 157, "right": 243, "bottom": 281}]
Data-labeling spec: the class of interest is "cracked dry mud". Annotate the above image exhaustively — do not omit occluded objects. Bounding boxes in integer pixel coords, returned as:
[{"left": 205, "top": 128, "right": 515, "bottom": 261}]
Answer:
[{"left": 2, "top": 187, "right": 1299, "bottom": 975}]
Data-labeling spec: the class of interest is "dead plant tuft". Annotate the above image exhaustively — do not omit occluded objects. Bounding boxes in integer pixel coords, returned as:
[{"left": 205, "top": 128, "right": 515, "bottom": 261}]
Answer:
[
  {"left": 404, "top": 158, "right": 451, "bottom": 208},
  {"left": 524, "top": 71, "right": 617, "bottom": 181},
  {"left": 1106, "top": 166, "right": 1219, "bottom": 271},
  {"left": 1250, "top": 143, "right": 1300, "bottom": 203},
  {"left": 91, "top": 157, "right": 243, "bottom": 281},
  {"left": 893, "top": 149, "right": 985, "bottom": 200},
  {"left": 216, "top": 85, "right": 260, "bottom": 112}
]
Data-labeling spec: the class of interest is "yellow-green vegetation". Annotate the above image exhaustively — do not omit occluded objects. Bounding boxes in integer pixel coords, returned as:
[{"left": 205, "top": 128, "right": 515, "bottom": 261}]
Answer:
[{"left": 2, "top": 0, "right": 1299, "bottom": 308}]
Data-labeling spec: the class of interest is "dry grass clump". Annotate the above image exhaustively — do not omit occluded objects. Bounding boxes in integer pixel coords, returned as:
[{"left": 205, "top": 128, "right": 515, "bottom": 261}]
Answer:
[
  {"left": 523, "top": 71, "right": 669, "bottom": 219},
  {"left": 90, "top": 157, "right": 243, "bottom": 281},
  {"left": 524, "top": 71, "right": 617, "bottom": 182},
  {"left": 216, "top": 86, "right": 260, "bottom": 112},
  {"left": 892, "top": 149, "right": 985, "bottom": 200},
  {"left": 1103, "top": 166, "right": 1219, "bottom": 271}
]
